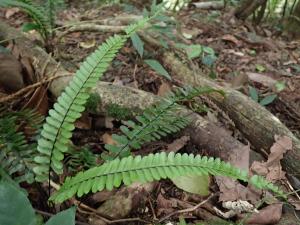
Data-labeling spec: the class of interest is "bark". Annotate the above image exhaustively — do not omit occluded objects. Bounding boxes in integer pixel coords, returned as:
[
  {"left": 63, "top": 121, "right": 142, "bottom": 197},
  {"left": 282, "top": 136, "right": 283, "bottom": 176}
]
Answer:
[{"left": 235, "top": 0, "right": 268, "bottom": 20}]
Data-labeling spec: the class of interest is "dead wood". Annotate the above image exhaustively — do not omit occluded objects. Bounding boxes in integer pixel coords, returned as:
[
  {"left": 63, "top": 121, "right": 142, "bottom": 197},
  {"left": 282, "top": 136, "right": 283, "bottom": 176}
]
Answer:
[{"left": 139, "top": 32, "right": 300, "bottom": 181}]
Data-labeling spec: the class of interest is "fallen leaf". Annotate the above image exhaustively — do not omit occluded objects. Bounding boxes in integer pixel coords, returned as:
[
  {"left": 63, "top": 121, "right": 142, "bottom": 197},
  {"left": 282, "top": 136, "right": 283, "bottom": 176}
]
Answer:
[
  {"left": 267, "top": 135, "right": 292, "bottom": 166},
  {"left": 250, "top": 135, "right": 292, "bottom": 182},
  {"left": 216, "top": 145, "right": 252, "bottom": 202},
  {"left": 246, "top": 72, "right": 277, "bottom": 88},
  {"left": 172, "top": 175, "right": 210, "bottom": 196},
  {"left": 23, "top": 85, "right": 48, "bottom": 115},
  {"left": 80, "top": 39, "right": 96, "bottom": 49},
  {"left": 157, "top": 82, "right": 171, "bottom": 96},
  {"left": 231, "top": 73, "right": 249, "bottom": 88},
  {"left": 75, "top": 113, "right": 92, "bottom": 130},
  {"left": 102, "top": 133, "right": 117, "bottom": 145},
  {"left": 243, "top": 203, "right": 282, "bottom": 224},
  {"left": 222, "top": 34, "right": 241, "bottom": 46},
  {"left": 5, "top": 8, "right": 20, "bottom": 19}
]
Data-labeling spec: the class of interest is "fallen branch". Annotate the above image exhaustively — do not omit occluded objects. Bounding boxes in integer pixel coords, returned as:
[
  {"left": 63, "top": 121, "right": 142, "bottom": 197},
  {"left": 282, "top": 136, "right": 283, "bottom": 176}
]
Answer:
[{"left": 140, "top": 31, "right": 300, "bottom": 180}]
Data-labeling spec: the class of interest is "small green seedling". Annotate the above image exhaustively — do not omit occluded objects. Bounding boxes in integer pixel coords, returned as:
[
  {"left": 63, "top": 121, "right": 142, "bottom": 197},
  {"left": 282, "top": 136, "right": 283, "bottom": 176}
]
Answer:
[{"left": 249, "top": 86, "right": 277, "bottom": 106}]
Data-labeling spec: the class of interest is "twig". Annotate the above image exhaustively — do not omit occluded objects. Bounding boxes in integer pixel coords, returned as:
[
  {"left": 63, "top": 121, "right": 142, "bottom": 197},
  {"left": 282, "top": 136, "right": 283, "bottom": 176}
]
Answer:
[
  {"left": 158, "top": 194, "right": 214, "bottom": 223},
  {"left": 0, "top": 73, "right": 72, "bottom": 103}
]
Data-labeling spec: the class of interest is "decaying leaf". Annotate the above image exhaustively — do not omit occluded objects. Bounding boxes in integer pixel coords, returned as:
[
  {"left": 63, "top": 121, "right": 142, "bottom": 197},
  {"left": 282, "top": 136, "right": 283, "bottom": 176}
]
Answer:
[{"left": 250, "top": 135, "right": 292, "bottom": 181}]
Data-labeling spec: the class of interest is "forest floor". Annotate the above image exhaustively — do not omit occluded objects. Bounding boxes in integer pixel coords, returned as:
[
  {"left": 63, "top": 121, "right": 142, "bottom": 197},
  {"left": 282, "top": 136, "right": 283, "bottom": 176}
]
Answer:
[{"left": 0, "top": 1, "right": 300, "bottom": 225}]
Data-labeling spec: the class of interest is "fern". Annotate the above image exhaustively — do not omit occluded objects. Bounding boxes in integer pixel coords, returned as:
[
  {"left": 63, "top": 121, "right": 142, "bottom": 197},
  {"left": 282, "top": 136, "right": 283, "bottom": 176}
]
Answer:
[
  {"left": 65, "top": 146, "right": 98, "bottom": 172},
  {"left": 33, "top": 14, "right": 160, "bottom": 182},
  {"left": 50, "top": 152, "right": 284, "bottom": 203},
  {"left": 0, "top": 0, "right": 49, "bottom": 39},
  {"left": 103, "top": 86, "right": 220, "bottom": 159},
  {"left": 0, "top": 110, "right": 43, "bottom": 183}
]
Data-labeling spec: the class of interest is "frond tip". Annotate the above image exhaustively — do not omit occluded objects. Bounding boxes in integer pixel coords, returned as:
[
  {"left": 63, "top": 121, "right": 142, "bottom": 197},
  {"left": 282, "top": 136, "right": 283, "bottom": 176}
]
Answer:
[{"left": 50, "top": 152, "right": 284, "bottom": 203}]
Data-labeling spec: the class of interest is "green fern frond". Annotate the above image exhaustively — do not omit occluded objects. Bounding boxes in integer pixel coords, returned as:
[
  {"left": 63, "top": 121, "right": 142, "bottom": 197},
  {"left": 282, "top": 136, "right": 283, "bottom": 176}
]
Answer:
[
  {"left": 44, "top": 0, "right": 64, "bottom": 32},
  {"left": 0, "top": 0, "right": 49, "bottom": 39},
  {"left": 103, "top": 99, "right": 189, "bottom": 159},
  {"left": 103, "top": 86, "right": 221, "bottom": 159},
  {"left": 34, "top": 15, "right": 157, "bottom": 182},
  {"left": 0, "top": 112, "right": 40, "bottom": 183},
  {"left": 50, "top": 152, "right": 284, "bottom": 203}
]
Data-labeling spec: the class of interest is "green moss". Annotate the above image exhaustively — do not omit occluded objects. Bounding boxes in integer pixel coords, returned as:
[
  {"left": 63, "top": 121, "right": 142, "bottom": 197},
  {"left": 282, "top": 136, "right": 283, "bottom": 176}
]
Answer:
[
  {"left": 106, "top": 104, "right": 133, "bottom": 120},
  {"left": 86, "top": 92, "right": 101, "bottom": 113}
]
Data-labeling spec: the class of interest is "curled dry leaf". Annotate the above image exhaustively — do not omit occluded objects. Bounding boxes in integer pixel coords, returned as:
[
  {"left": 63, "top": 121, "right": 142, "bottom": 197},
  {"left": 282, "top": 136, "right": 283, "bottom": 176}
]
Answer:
[{"left": 250, "top": 135, "right": 292, "bottom": 182}]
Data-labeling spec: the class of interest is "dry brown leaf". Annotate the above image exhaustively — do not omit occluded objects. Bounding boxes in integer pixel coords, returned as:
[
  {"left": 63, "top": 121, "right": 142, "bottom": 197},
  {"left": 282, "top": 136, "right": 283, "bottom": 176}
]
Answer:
[
  {"left": 222, "top": 34, "right": 241, "bottom": 46},
  {"left": 157, "top": 193, "right": 177, "bottom": 216},
  {"left": 231, "top": 73, "right": 249, "bottom": 88},
  {"left": 20, "top": 57, "right": 36, "bottom": 84},
  {"left": 243, "top": 203, "right": 282, "bottom": 224},
  {"left": 74, "top": 113, "right": 92, "bottom": 130},
  {"left": 102, "top": 133, "right": 118, "bottom": 145},
  {"left": 157, "top": 82, "right": 171, "bottom": 96},
  {"left": 250, "top": 135, "right": 292, "bottom": 182},
  {"left": 217, "top": 145, "right": 254, "bottom": 202},
  {"left": 79, "top": 39, "right": 96, "bottom": 49},
  {"left": 5, "top": 8, "right": 20, "bottom": 19},
  {"left": 23, "top": 85, "right": 49, "bottom": 115},
  {"left": 246, "top": 72, "right": 277, "bottom": 88}
]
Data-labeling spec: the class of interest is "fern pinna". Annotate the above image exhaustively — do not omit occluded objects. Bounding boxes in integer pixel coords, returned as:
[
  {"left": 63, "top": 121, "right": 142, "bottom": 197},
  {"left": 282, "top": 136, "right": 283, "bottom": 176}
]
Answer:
[
  {"left": 103, "top": 86, "right": 221, "bottom": 159},
  {"left": 33, "top": 15, "right": 157, "bottom": 182},
  {"left": 50, "top": 152, "right": 284, "bottom": 203}
]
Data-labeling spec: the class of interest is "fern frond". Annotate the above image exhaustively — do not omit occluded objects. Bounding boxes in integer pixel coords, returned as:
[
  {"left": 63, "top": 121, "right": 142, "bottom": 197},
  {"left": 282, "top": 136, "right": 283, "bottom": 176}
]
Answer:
[
  {"left": 0, "top": 113, "right": 39, "bottom": 183},
  {"left": 0, "top": 0, "right": 49, "bottom": 39},
  {"left": 103, "top": 100, "right": 189, "bottom": 159},
  {"left": 44, "top": 0, "right": 64, "bottom": 32},
  {"left": 103, "top": 86, "right": 221, "bottom": 159},
  {"left": 34, "top": 15, "right": 157, "bottom": 182},
  {"left": 50, "top": 152, "right": 284, "bottom": 203}
]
